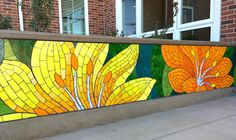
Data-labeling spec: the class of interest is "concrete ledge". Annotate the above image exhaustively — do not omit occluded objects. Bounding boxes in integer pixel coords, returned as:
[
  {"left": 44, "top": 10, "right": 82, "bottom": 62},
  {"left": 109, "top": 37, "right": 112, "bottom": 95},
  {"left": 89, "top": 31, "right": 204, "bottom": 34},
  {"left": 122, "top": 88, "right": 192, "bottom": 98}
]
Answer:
[{"left": 0, "top": 87, "right": 235, "bottom": 140}]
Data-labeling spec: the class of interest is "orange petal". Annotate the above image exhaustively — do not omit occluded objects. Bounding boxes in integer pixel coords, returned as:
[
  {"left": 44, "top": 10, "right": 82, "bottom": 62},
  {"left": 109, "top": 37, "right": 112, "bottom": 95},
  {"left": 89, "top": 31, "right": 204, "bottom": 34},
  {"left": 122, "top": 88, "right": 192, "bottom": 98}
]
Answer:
[
  {"left": 182, "top": 78, "right": 198, "bottom": 93},
  {"left": 168, "top": 68, "right": 192, "bottom": 93},
  {"left": 208, "top": 57, "right": 232, "bottom": 77},
  {"left": 182, "top": 78, "right": 208, "bottom": 93},
  {"left": 206, "top": 75, "right": 234, "bottom": 88},
  {"left": 202, "top": 46, "right": 226, "bottom": 72},
  {"left": 162, "top": 45, "right": 194, "bottom": 74}
]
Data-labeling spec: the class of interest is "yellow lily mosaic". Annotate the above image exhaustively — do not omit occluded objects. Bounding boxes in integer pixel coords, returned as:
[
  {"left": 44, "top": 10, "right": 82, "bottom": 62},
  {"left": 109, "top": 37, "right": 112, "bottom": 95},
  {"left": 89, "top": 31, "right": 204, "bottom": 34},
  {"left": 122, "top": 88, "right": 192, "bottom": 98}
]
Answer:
[{"left": 0, "top": 41, "right": 156, "bottom": 122}]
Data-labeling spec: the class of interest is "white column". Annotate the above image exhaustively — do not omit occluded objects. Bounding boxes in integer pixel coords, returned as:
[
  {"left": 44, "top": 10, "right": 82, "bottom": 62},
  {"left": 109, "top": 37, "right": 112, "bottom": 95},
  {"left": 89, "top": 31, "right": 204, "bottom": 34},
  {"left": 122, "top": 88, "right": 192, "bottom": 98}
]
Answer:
[
  {"left": 136, "top": 0, "right": 143, "bottom": 38},
  {"left": 211, "top": 0, "right": 221, "bottom": 41},
  {"left": 18, "top": 0, "right": 24, "bottom": 31},
  {"left": 173, "top": 0, "right": 181, "bottom": 40},
  {"left": 84, "top": 0, "right": 89, "bottom": 35},
  {"left": 116, "top": 0, "right": 123, "bottom": 35}
]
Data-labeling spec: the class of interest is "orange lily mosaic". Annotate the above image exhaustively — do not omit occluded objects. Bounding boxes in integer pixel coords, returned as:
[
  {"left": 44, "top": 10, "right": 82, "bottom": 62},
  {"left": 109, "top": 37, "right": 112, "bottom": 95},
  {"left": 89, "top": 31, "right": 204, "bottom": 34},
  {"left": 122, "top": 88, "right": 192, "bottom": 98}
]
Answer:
[{"left": 162, "top": 45, "right": 234, "bottom": 93}]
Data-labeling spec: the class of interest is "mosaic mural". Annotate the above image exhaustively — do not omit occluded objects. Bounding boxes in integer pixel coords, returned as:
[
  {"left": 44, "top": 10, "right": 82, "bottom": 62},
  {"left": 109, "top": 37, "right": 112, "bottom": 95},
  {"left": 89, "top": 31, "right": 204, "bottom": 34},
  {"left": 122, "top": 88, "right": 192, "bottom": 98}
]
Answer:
[{"left": 0, "top": 39, "right": 235, "bottom": 123}]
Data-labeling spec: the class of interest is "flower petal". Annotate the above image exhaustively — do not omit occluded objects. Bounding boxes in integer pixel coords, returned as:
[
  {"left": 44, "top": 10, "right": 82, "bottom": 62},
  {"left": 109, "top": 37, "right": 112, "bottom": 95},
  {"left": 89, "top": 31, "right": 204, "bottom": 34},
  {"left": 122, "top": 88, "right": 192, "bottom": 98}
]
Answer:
[
  {"left": 182, "top": 78, "right": 198, "bottom": 93},
  {"left": 208, "top": 57, "right": 232, "bottom": 77},
  {"left": 105, "top": 78, "right": 156, "bottom": 106},
  {"left": 0, "top": 60, "right": 68, "bottom": 115},
  {"left": 31, "top": 41, "right": 76, "bottom": 111},
  {"left": 206, "top": 75, "right": 234, "bottom": 88},
  {"left": 162, "top": 45, "right": 194, "bottom": 74},
  {"left": 168, "top": 68, "right": 192, "bottom": 93},
  {"left": 202, "top": 46, "right": 226, "bottom": 72},
  {"left": 94, "top": 44, "right": 139, "bottom": 107},
  {"left": 74, "top": 43, "right": 109, "bottom": 109},
  {"left": 182, "top": 78, "right": 208, "bottom": 93},
  {"left": 0, "top": 113, "right": 37, "bottom": 122}
]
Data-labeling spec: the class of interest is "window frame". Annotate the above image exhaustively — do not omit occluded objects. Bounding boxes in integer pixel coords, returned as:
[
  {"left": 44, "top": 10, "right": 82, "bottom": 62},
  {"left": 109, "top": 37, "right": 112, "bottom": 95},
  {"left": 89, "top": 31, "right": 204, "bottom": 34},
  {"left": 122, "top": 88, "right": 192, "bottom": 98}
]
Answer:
[
  {"left": 116, "top": 0, "right": 221, "bottom": 41},
  {"left": 58, "top": 0, "right": 89, "bottom": 35}
]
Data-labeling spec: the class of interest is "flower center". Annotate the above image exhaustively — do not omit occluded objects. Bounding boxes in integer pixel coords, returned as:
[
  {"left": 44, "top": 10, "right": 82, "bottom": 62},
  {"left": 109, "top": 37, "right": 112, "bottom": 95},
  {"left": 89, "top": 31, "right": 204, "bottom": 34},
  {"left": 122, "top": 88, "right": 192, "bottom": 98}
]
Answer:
[{"left": 191, "top": 50, "right": 219, "bottom": 88}]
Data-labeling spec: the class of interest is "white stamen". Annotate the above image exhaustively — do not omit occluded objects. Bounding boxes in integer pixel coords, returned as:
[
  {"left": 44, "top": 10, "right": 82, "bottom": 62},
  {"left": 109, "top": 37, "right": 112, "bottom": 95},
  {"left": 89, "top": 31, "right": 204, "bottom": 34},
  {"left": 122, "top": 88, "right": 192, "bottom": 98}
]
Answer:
[
  {"left": 74, "top": 72, "right": 84, "bottom": 110},
  {"left": 97, "top": 84, "right": 105, "bottom": 107},
  {"left": 198, "top": 58, "right": 206, "bottom": 79},
  {"left": 87, "top": 76, "right": 93, "bottom": 108},
  {"left": 64, "top": 88, "right": 81, "bottom": 110}
]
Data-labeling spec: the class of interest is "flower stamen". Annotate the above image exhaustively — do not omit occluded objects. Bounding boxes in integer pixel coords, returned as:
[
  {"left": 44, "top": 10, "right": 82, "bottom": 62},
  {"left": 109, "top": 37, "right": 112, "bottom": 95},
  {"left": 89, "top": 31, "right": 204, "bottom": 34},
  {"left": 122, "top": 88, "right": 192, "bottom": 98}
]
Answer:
[
  {"left": 98, "top": 72, "right": 112, "bottom": 107},
  {"left": 86, "top": 60, "right": 94, "bottom": 108},
  {"left": 55, "top": 73, "right": 81, "bottom": 110}
]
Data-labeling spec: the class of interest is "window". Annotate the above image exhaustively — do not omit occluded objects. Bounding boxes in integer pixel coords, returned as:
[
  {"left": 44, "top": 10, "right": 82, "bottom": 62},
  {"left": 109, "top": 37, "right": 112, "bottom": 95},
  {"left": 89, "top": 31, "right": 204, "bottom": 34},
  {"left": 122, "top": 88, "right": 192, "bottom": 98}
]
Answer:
[
  {"left": 181, "top": 27, "right": 211, "bottom": 41},
  {"left": 182, "top": 0, "right": 210, "bottom": 24},
  {"left": 143, "top": 0, "right": 173, "bottom": 32},
  {"left": 60, "top": 0, "right": 88, "bottom": 35},
  {"left": 122, "top": 0, "right": 136, "bottom": 36},
  {"left": 116, "top": 0, "right": 221, "bottom": 41}
]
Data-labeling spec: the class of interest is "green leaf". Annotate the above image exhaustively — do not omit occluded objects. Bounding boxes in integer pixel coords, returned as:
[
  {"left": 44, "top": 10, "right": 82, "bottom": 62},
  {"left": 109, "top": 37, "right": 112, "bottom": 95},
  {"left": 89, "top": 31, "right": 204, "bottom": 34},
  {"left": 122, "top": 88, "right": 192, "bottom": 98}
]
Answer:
[
  {"left": 9, "top": 40, "right": 35, "bottom": 68},
  {"left": 3, "top": 39, "right": 18, "bottom": 61},
  {"left": 0, "top": 39, "right": 4, "bottom": 64},
  {"left": 151, "top": 45, "right": 166, "bottom": 97},
  {"left": 234, "top": 67, "right": 236, "bottom": 86},
  {"left": 224, "top": 47, "right": 234, "bottom": 58},
  {"left": 0, "top": 99, "right": 15, "bottom": 115},
  {"left": 162, "top": 65, "right": 173, "bottom": 96}
]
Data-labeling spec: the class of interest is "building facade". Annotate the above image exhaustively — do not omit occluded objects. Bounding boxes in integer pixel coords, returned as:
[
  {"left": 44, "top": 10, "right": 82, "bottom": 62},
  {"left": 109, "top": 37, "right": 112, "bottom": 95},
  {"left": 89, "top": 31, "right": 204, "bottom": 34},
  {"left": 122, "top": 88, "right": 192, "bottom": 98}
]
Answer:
[{"left": 0, "top": 0, "right": 235, "bottom": 42}]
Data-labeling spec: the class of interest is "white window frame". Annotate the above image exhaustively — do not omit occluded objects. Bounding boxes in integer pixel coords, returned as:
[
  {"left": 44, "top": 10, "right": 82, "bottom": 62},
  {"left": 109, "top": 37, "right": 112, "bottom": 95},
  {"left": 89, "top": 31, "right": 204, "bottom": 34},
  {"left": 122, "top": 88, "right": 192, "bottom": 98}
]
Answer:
[
  {"left": 58, "top": 0, "right": 89, "bottom": 35},
  {"left": 116, "top": 0, "right": 221, "bottom": 41}
]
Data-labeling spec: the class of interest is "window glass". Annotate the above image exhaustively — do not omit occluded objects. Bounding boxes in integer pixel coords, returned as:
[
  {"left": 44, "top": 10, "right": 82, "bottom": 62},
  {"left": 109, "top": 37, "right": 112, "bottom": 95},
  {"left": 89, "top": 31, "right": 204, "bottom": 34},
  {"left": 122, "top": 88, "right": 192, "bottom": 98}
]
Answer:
[
  {"left": 143, "top": 0, "right": 173, "bottom": 32},
  {"left": 182, "top": 0, "right": 210, "bottom": 24},
  {"left": 122, "top": 0, "right": 136, "bottom": 36},
  {"left": 181, "top": 27, "right": 211, "bottom": 41},
  {"left": 62, "top": 0, "right": 85, "bottom": 35}
]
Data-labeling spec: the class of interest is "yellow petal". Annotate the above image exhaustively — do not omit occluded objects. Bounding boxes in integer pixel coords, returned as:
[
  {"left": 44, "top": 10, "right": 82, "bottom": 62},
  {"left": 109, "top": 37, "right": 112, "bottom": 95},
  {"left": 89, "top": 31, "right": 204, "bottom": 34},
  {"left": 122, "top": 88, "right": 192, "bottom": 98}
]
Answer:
[
  {"left": 0, "top": 60, "right": 66, "bottom": 115},
  {"left": 31, "top": 41, "right": 76, "bottom": 111},
  {"left": 74, "top": 43, "right": 109, "bottom": 109},
  {"left": 105, "top": 78, "right": 156, "bottom": 106},
  {"left": 0, "top": 113, "right": 37, "bottom": 122},
  {"left": 94, "top": 44, "right": 139, "bottom": 106}
]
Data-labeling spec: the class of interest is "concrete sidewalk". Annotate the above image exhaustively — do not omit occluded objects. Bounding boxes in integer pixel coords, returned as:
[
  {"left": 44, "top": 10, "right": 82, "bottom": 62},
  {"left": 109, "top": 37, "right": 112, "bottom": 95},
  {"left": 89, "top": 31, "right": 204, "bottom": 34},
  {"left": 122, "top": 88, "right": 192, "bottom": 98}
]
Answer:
[{"left": 41, "top": 95, "right": 236, "bottom": 140}]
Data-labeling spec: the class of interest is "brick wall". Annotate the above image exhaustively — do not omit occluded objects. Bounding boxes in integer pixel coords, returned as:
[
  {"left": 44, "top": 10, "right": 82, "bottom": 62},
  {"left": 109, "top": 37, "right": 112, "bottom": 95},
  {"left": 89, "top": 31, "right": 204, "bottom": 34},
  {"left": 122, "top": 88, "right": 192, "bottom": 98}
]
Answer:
[
  {"left": 0, "top": 0, "right": 19, "bottom": 30},
  {"left": 88, "top": 0, "right": 105, "bottom": 35},
  {"left": 221, "top": 0, "right": 236, "bottom": 42},
  {"left": 104, "top": 0, "right": 116, "bottom": 36},
  {"left": 22, "top": 0, "right": 60, "bottom": 33}
]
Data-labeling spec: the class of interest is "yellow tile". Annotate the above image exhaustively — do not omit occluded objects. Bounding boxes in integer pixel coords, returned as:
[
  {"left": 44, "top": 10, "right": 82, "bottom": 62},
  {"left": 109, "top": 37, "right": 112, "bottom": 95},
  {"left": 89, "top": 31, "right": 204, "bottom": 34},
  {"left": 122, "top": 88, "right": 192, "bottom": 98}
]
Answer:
[
  {"left": 25, "top": 99, "right": 36, "bottom": 108},
  {"left": 19, "top": 82, "right": 30, "bottom": 93},
  {"left": 14, "top": 98, "right": 25, "bottom": 108},
  {"left": 5, "top": 99, "right": 17, "bottom": 110},
  {"left": 26, "top": 92, "right": 39, "bottom": 104},
  {"left": 22, "top": 113, "right": 37, "bottom": 119},
  {"left": 9, "top": 80, "right": 20, "bottom": 92},
  {"left": 1, "top": 92, "right": 9, "bottom": 101},
  {"left": 4, "top": 86, "right": 17, "bottom": 100},
  {"left": 2, "top": 113, "right": 22, "bottom": 122}
]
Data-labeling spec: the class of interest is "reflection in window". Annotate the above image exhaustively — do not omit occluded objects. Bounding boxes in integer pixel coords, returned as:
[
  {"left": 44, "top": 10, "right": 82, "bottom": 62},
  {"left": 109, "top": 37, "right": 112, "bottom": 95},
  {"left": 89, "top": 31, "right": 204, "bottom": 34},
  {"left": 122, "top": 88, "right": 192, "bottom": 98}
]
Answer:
[
  {"left": 122, "top": 0, "right": 136, "bottom": 36},
  {"left": 181, "top": 27, "right": 211, "bottom": 41},
  {"left": 182, "top": 0, "right": 210, "bottom": 24},
  {"left": 62, "top": 0, "right": 85, "bottom": 35},
  {"left": 143, "top": 0, "right": 173, "bottom": 32}
]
